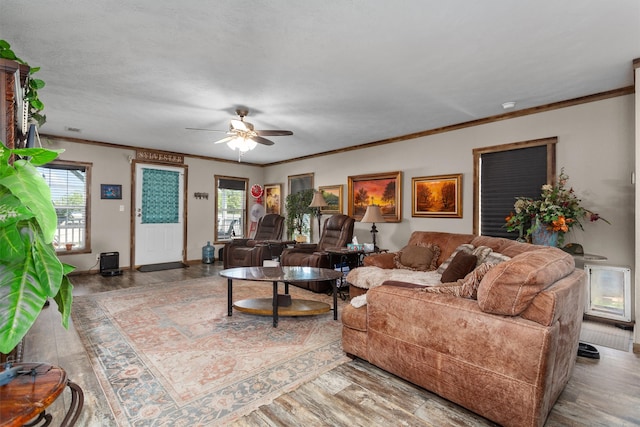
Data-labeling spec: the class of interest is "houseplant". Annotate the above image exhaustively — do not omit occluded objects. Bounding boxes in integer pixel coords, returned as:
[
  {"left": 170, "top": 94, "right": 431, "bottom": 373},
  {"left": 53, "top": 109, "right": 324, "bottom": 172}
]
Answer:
[
  {"left": 0, "top": 39, "right": 47, "bottom": 127},
  {"left": 504, "top": 168, "right": 609, "bottom": 246},
  {"left": 0, "top": 142, "right": 75, "bottom": 354},
  {"left": 285, "top": 188, "right": 315, "bottom": 241}
]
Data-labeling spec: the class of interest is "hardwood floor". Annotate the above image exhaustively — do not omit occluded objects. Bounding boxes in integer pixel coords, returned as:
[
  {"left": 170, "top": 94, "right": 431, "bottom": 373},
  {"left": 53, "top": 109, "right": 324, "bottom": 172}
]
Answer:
[{"left": 20, "top": 263, "right": 640, "bottom": 426}]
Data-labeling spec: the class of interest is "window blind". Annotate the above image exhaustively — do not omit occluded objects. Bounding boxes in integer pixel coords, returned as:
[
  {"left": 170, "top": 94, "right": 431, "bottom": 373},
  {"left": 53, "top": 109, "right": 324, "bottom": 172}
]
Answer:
[
  {"left": 480, "top": 146, "right": 547, "bottom": 238},
  {"left": 37, "top": 164, "right": 88, "bottom": 249}
]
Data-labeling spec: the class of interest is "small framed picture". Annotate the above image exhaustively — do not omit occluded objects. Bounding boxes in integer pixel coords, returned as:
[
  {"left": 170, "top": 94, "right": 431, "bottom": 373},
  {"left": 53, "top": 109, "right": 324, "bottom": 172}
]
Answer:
[
  {"left": 319, "top": 185, "right": 343, "bottom": 214},
  {"left": 288, "top": 173, "right": 314, "bottom": 195},
  {"left": 411, "top": 174, "right": 462, "bottom": 218},
  {"left": 264, "top": 183, "right": 282, "bottom": 215},
  {"left": 101, "top": 184, "right": 122, "bottom": 200}
]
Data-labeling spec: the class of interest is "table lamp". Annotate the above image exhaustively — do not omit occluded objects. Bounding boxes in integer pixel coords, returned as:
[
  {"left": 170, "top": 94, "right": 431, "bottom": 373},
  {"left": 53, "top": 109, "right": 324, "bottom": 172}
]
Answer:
[
  {"left": 309, "top": 190, "right": 328, "bottom": 238},
  {"left": 360, "top": 204, "right": 385, "bottom": 251}
]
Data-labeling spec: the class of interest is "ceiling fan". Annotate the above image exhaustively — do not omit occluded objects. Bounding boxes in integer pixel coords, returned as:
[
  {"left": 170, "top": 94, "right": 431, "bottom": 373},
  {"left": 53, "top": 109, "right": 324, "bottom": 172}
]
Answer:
[{"left": 187, "top": 109, "right": 293, "bottom": 159}]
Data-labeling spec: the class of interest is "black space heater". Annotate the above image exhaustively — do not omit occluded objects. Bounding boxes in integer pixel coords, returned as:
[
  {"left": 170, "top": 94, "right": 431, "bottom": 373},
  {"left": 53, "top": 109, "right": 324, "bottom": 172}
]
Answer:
[{"left": 100, "top": 252, "right": 122, "bottom": 277}]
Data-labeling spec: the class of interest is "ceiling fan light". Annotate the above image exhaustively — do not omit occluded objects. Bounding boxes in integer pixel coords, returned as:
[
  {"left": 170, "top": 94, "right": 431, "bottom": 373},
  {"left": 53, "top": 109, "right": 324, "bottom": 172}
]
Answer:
[
  {"left": 227, "top": 136, "right": 257, "bottom": 153},
  {"left": 246, "top": 138, "right": 257, "bottom": 151}
]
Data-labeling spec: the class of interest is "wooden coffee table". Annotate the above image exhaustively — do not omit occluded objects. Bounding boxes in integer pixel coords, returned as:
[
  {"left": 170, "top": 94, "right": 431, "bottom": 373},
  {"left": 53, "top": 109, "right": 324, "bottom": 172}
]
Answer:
[{"left": 220, "top": 266, "right": 343, "bottom": 327}]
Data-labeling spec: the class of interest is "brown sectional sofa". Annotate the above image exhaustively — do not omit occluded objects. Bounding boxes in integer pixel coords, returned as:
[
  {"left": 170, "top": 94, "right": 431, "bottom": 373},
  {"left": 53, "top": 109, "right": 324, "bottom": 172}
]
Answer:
[{"left": 341, "top": 231, "right": 585, "bottom": 427}]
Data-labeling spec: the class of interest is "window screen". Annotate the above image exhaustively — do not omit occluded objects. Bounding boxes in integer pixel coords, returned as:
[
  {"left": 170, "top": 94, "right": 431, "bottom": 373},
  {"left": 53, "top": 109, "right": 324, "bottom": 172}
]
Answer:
[{"left": 216, "top": 176, "right": 247, "bottom": 241}]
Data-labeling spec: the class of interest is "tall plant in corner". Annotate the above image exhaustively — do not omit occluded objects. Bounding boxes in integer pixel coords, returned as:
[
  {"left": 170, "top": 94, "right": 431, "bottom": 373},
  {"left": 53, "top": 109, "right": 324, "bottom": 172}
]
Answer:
[{"left": 0, "top": 143, "right": 75, "bottom": 354}]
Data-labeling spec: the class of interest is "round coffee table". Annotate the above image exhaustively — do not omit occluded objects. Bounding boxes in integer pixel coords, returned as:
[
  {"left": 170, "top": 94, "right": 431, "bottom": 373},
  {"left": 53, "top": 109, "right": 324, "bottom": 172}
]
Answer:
[{"left": 220, "top": 266, "right": 343, "bottom": 327}]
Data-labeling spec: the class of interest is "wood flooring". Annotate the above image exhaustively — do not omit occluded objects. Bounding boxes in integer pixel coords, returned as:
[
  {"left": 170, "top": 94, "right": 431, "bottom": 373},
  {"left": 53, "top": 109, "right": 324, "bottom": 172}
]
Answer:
[{"left": 20, "top": 263, "right": 640, "bottom": 426}]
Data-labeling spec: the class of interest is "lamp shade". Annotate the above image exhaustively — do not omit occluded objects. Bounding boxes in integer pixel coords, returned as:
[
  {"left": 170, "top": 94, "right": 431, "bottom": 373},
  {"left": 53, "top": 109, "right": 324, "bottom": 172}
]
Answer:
[
  {"left": 309, "top": 191, "right": 328, "bottom": 208},
  {"left": 361, "top": 205, "right": 385, "bottom": 223}
]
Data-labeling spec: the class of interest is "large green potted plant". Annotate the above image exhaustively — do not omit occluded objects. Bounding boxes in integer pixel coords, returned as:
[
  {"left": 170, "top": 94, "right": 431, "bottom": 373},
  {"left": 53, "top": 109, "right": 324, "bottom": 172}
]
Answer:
[
  {"left": 285, "top": 189, "right": 314, "bottom": 241},
  {"left": 0, "top": 143, "right": 75, "bottom": 354}
]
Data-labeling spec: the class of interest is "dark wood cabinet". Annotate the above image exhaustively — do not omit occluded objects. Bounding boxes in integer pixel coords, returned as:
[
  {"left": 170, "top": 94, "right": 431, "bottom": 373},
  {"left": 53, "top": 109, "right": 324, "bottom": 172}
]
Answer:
[
  {"left": 0, "top": 58, "right": 29, "bottom": 149},
  {"left": 0, "top": 58, "right": 29, "bottom": 363}
]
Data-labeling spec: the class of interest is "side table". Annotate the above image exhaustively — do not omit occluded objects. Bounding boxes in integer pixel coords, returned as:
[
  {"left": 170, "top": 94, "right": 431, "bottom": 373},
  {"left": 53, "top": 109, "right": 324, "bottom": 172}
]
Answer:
[
  {"left": 326, "top": 247, "right": 388, "bottom": 300},
  {"left": 0, "top": 363, "right": 84, "bottom": 427}
]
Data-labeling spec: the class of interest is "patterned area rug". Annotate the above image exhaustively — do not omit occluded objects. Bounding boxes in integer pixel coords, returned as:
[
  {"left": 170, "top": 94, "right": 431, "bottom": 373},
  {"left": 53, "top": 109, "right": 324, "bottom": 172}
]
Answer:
[{"left": 71, "top": 277, "right": 349, "bottom": 426}]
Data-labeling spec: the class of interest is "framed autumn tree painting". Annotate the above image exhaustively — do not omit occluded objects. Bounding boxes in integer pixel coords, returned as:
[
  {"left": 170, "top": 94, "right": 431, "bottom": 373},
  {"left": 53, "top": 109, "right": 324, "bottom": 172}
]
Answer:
[{"left": 412, "top": 173, "right": 462, "bottom": 218}]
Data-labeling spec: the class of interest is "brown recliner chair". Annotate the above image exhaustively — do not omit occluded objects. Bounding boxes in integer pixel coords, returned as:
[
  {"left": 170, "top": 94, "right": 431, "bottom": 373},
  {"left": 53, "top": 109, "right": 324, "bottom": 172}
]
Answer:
[
  {"left": 223, "top": 214, "right": 286, "bottom": 268},
  {"left": 280, "top": 214, "right": 355, "bottom": 292}
]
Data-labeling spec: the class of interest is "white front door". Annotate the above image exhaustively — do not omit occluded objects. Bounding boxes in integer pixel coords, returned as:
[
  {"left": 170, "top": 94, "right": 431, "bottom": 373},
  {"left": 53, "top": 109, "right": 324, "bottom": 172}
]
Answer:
[{"left": 134, "top": 163, "right": 185, "bottom": 266}]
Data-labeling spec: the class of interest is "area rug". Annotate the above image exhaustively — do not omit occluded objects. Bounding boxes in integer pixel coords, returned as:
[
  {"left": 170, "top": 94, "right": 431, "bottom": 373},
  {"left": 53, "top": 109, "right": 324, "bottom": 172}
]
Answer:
[
  {"left": 71, "top": 277, "right": 349, "bottom": 426},
  {"left": 580, "top": 320, "right": 632, "bottom": 352}
]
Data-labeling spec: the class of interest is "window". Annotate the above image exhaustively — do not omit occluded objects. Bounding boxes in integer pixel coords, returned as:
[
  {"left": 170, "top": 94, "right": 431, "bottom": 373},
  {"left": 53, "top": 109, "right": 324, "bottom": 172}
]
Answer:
[
  {"left": 215, "top": 175, "right": 248, "bottom": 242},
  {"left": 473, "top": 138, "right": 556, "bottom": 237},
  {"left": 37, "top": 160, "right": 91, "bottom": 253}
]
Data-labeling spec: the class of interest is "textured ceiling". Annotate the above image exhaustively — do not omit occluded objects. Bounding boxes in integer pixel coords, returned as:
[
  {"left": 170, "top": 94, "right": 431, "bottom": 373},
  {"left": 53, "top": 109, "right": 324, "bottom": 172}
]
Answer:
[{"left": 1, "top": 1, "right": 639, "bottom": 164}]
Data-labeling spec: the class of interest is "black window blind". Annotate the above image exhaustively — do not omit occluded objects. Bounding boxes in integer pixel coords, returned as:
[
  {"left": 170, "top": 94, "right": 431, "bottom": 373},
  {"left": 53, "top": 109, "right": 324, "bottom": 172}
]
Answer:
[{"left": 480, "top": 146, "right": 547, "bottom": 238}]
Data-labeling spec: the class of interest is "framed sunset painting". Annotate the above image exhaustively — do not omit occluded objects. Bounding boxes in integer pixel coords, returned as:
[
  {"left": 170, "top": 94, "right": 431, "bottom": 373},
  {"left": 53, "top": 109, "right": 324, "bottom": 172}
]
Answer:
[{"left": 347, "top": 171, "right": 401, "bottom": 222}]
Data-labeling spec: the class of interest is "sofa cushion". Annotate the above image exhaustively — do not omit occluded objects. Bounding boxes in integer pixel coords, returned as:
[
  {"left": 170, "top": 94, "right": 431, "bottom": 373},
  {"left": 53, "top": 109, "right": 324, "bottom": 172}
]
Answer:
[
  {"left": 394, "top": 243, "right": 440, "bottom": 271},
  {"left": 347, "top": 266, "right": 442, "bottom": 291},
  {"left": 441, "top": 251, "right": 477, "bottom": 282},
  {"left": 477, "top": 247, "right": 575, "bottom": 316}
]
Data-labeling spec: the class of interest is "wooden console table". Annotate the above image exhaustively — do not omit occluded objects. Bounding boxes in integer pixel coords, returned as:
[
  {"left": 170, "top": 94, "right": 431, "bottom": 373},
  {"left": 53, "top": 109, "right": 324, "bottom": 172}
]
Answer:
[{"left": 0, "top": 363, "right": 83, "bottom": 426}]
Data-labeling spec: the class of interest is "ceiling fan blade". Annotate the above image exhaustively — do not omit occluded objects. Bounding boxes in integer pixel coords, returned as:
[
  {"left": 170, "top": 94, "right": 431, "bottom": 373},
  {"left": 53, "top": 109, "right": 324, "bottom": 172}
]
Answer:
[
  {"left": 213, "top": 136, "right": 235, "bottom": 144},
  {"left": 251, "top": 136, "right": 275, "bottom": 146},
  {"left": 185, "top": 127, "right": 227, "bottom": 133},
  {"left": 256, "top": 130, "right": 293, "bottom": 136},
  {"left": 230, "top": 119, "right": 249, "bottom": 131}
]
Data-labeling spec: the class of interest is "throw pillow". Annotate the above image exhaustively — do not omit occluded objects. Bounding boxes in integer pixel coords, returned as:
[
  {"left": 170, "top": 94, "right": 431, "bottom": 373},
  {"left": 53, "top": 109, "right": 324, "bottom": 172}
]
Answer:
[
  {"left": 441, "top": 251, "right": 477, "bottom": 283},
  {"left": 420, "top": 262, "right": 494, "bottom": 299},
  {"left": 457, "top": 262, "right": 494, "bottom": 299},
  {"left": 436, "top": 243, "right": 475, "bottom": 274},
  {"left": 471, "top": 245, "right": 493, "bottom": 265},
  {"left": 483, "top": 251, "right": 511, "bottom": 266},
  {"left": 394, "top": 243, "right": 440, "bottom": 271}
]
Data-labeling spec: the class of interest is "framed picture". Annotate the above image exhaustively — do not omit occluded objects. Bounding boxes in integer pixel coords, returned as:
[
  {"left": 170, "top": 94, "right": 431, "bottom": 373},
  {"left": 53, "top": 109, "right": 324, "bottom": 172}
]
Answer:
[
  {"left": 101, "top": 184, "right": 122, "bottom": 200},
  {"left": 348, "top": 171, "right": 401, "bottom": 222},
  {"left": 288, "top": 173, "right": 314, "bottom": 195},
  {"left": 411, "top": 173, "right": 462, "bottom": 218},
  {"left": 264, "top": 183, "right": 282, "bottom": 215},
  {"left": 319, "top": 185, "right": 343, "bottom": 214}
]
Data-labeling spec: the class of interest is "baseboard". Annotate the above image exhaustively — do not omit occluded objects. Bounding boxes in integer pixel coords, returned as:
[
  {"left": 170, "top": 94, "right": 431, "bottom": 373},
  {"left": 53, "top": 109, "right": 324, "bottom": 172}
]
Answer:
[{"left": 69, "top": 266, "right": 130, "bottom": 275}]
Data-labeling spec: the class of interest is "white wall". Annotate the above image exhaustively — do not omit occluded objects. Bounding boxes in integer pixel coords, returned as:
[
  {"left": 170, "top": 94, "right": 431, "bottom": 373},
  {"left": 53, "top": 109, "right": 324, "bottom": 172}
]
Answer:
[
  {"left": 183, "top": 156, "right": 263, "bottom": 261},
  {"left": 43, "top": 138, "right": 264, "bottom": 271},
  {"left": 267, "top": 95, "right": 635, "bottom": 271}
]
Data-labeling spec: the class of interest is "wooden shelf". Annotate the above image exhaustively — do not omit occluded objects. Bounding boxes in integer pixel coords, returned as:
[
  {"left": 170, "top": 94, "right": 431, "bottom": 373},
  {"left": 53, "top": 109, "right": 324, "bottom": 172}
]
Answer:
[{"left": 233, "top": 298, "right": 330, "bottom": 316}]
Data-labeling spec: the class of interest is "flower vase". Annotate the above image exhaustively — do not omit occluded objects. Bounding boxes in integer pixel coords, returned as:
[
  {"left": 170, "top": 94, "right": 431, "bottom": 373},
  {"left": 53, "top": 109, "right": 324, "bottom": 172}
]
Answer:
[{"left": 531, "top": 219, "right": 559, "bottom": 247}]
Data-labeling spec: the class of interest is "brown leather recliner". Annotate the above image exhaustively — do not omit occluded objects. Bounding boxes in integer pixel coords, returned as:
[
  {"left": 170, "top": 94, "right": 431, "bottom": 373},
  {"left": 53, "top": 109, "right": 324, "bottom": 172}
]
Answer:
[
  {"left": 223, "top": 214, "right": 286, "bottom": 268},
  {"left": 280, "top": 214, "right": 355, "bottom": 292}
]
